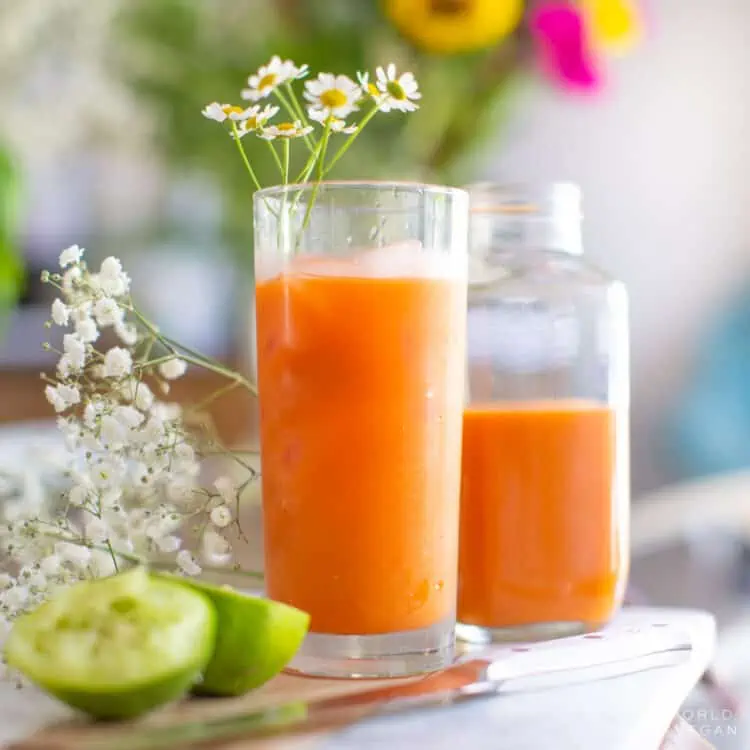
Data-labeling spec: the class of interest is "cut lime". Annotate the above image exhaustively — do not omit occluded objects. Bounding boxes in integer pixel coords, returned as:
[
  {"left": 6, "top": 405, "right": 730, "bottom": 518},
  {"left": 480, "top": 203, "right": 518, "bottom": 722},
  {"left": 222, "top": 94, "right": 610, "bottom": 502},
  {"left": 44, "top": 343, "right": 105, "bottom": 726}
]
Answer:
[
  {"left": 170, "top": 577, "right": 310, "bottom": 697},
  {"left": 4, "top": 568, "right": 216, "bottom": 720}
]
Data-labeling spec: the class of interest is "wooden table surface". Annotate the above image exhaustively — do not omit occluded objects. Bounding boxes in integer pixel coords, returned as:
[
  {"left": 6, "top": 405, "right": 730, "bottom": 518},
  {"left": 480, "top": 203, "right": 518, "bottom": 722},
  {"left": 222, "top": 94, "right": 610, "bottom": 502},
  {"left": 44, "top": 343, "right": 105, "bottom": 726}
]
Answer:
[{"left": 0, "top": 368, "right": 259, "bottom": 447}]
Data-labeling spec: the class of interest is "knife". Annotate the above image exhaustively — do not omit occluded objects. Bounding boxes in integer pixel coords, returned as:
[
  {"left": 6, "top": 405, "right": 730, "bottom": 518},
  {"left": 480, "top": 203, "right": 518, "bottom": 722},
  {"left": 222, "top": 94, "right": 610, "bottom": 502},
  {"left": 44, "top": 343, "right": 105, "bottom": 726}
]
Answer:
[{"left": 16, "top": 628, "right": 693, "bottom": 750}]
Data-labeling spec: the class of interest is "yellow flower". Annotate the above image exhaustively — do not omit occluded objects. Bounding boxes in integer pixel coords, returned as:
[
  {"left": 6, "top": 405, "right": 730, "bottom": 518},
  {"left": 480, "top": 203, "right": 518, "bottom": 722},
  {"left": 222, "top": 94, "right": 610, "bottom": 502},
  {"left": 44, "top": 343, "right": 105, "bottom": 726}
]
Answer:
[
  {"left": 201, "top": 102, "right": 244, "bottom": 122},
  {"left": 383, "top": 0, "right": 524, "bottom": 54},
  {"left": 583, "top": 0, "right": 642, "bottom": 53},
  {"left": 259, "top": 121, "right": 314, "bottom": 140}
]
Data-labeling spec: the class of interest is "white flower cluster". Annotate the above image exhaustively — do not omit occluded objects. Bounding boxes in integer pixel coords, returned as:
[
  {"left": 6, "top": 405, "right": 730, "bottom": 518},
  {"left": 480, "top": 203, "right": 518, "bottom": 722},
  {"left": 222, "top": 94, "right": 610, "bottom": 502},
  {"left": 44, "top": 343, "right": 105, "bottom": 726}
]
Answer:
[
  {"left": 0, "top": 246, "right": 253, "bottom": 621},
  {"left": 202, "top": 56, "right": 420, "bottom": 141}
]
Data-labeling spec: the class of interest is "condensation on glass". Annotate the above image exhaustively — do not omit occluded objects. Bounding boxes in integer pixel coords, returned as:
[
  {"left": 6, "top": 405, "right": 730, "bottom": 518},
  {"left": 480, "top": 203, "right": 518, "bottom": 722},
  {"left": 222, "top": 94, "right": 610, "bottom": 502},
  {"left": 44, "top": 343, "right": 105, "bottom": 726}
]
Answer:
[{"left": 457, "top": 183, "right": 630, "bottom": 644}]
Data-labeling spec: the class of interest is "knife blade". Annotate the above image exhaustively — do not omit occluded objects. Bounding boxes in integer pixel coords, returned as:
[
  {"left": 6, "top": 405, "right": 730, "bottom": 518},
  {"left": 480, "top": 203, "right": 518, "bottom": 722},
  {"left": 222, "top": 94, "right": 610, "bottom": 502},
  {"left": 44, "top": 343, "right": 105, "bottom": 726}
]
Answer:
[{"left": 16, "top": 630, "right": 693, "bottom": 750}]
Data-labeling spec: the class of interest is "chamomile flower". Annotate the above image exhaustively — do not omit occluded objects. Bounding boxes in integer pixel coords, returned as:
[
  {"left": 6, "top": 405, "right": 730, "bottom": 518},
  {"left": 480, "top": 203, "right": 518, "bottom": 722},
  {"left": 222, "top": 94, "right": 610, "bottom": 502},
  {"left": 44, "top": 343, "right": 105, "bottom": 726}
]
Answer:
[
  {"left": 374, "top": 65, "right": 421, "bottom": 113},
  {"left": 356, "top": 71, "right": 381, "bottom": 100},
  {"left": 241, "top": 56, "right": 308, "bottom": 101},
  {"left": 259, "top": 121, "right": 314, "bottom": 140},
  {"left": 304, "top": 73, "right": 360, "bottom": 120},
  {"left": 201, "top": 102, "right": 245, "bottom": 122},
  {"left": 308, "top": 109, "right": 358, "bottom": 134},
  {"left": 230, "top": 104, "right": 280, "bottom": 139}
]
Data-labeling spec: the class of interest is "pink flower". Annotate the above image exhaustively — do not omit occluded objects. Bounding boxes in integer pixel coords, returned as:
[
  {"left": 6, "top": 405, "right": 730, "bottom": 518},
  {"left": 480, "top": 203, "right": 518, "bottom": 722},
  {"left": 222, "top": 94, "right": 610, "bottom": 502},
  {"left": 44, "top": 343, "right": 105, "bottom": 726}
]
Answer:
[{"left": 530, "top": 2, "right": 603, "bottom": 93}]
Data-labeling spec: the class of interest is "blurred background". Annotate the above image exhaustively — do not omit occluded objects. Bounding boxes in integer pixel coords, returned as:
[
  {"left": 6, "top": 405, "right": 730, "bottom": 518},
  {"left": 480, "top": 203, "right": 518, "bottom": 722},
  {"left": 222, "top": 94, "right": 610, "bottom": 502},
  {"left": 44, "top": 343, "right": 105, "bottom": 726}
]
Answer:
[
  {"left": 1, "top": 1, "right": 750, "bottom": 740},
  {"left": 3, "top": 0, "right": 750, "bottom": 494}
]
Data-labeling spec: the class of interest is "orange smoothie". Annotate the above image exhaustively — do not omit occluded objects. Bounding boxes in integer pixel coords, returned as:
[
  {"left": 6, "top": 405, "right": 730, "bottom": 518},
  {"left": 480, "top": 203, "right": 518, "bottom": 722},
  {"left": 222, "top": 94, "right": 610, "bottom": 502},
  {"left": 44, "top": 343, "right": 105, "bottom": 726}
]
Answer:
[
  {"left": 256, "top": 259, "right": 466, "bottom": 635},
  {"left": 458, "top": 401, "right": 624, "bottom": 629}
]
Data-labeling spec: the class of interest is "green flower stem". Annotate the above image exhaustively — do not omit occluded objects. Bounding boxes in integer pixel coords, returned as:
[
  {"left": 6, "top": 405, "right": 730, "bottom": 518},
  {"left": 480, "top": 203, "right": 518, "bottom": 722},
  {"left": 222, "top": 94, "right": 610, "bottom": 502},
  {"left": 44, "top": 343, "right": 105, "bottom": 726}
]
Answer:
[
  {"left": 284, "top": 81, "right": 314, "bottom": 134},
  {"left": 323, "top": 101, "right": 379, "bottom": 176},
  {"left": 39, "top": 530, "right": 264, "bottom": 580},
  {"left": 187, "top": 379, "right": 242, "bottom": 414},
  {"left": 273, "top": 86, "right": 314, "bottom": 152},
  {"left": 131, "top": 308, "right": 258, "bottom": 397},
  {"left": 300, "top": 121, "right": 331, "bottom": 234},
  {"left": 282, "top": 138, "right": 290, "bottom": 184},
  {"left": 265, "top": 140, "right": 284, "bottom": 179},
  {"left": 293, "top": 136, "right": 326, "bottom": 184},
  {"left": 229, "top": 122, "right": 263, "bottom": 191}
]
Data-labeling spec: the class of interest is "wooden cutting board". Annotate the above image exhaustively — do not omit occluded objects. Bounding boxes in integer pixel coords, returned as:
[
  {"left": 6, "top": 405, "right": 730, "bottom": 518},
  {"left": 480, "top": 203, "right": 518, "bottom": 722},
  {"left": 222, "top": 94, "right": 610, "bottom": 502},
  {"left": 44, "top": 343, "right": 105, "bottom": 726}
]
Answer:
[{"left": 8, "top": 670, "right": 421, "bottom": 750}]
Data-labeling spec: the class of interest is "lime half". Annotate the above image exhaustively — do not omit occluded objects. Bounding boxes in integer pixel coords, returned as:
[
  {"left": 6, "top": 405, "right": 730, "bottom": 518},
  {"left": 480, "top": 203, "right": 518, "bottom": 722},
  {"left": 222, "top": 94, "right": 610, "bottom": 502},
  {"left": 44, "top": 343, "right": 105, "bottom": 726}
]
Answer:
[
  {"left": 4, "top": 568, "right": 216, "bottom": 719},
  {"left": 173, "top": 578, "right": 310, "bottom": 697}
]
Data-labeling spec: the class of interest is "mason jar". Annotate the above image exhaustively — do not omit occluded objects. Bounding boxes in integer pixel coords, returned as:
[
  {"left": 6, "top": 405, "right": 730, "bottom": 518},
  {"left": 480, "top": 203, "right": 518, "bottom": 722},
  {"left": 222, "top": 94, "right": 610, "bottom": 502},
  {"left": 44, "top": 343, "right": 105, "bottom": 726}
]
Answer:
[{"left": 457, "top": 183, "right": 630, "bottom": 643}]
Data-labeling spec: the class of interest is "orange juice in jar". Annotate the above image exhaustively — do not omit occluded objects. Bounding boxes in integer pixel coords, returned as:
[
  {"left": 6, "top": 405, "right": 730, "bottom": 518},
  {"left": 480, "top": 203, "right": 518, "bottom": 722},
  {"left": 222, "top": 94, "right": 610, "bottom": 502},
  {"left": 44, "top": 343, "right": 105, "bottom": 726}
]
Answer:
[
  {"left": 457, "top": 184, "right": 629, "bottom": 643},
  {"left": 254, "top": 182, "right": 469, "bottom": 676}
]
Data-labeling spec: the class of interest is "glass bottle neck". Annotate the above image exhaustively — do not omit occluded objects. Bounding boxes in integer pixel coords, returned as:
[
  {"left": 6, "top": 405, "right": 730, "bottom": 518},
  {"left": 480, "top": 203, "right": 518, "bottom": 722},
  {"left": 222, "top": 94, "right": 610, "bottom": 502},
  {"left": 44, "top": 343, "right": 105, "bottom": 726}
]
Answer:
[
  {"left": 468, "top": 182, "right": 584, "bottom": 259},
  {"left": 471, "top": 211, "right": 583, "bottom": 257}
]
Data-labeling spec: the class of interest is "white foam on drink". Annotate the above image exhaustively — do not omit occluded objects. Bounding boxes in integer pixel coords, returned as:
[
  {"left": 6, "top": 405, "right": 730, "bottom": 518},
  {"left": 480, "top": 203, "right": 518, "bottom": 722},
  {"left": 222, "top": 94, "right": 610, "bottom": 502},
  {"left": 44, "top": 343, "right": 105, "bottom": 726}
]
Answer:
[{"left": 257, "top": 241, "right": 465, "bottom": 282}]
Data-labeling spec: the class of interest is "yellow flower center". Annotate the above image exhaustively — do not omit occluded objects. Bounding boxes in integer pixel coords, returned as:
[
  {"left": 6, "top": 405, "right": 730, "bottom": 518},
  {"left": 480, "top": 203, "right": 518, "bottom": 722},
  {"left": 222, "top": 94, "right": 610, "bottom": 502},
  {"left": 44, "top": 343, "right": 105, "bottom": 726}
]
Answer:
[
  {"left": 386, "top": 80, "right": 407, "bottom": 100},
  {"left": 222, "top": 105, "right": 243, "bottom": 115},
  {"left": 259, "top": 73, "right": 277, "bottom": 90},
  {"left": 277, "top": 122, "right": 297, "bottom": 134},
  {"left": 244, "top": 117, "right": 258, "bottom": 129},
  {"left": 320, "top": 89, "right": 348, "bottom": 109},
  {"left": 429, "top": 0, "right": 471, "bottom": 14},
  {"left": 367, "top": 83, "right": 379, "bottom": 97}
]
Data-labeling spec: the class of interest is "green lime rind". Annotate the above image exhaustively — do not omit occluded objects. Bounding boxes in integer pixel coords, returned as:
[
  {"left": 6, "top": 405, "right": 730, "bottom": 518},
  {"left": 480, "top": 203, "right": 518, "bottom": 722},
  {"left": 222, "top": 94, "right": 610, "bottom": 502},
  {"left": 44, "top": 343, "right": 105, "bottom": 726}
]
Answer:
[
  {"left": 4, "top": 568, "right": 216, "bottom": 720},
  {"left": 165, "top": 577, "right": 310, "bottom": 697}
]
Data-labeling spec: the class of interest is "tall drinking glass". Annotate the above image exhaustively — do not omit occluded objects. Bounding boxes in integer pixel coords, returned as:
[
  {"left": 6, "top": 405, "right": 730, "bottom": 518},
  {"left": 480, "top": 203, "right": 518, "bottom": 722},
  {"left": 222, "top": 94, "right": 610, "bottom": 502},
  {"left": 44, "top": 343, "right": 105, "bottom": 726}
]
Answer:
[{"left": 253, "top": 182, "right": 469, "bottom": 678}]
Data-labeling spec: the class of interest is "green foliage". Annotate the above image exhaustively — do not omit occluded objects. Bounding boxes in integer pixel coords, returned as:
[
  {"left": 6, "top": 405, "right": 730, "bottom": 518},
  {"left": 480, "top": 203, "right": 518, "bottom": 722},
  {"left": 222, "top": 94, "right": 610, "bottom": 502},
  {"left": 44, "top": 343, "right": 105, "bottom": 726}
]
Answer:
[
  {"left": 114, "top": 0, "right": 525, "bottom": 257},
  {"left": 0, "top": 147, "right": 23, "bottom": 317}
]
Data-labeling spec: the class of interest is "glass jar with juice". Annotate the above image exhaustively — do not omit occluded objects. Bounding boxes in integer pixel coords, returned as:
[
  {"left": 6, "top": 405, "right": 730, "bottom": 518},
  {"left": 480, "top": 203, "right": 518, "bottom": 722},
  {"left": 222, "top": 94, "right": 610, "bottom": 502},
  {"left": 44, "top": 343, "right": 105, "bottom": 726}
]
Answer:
[
  {"left": 254, "top": 182, "right": 468, "bottom": 676},
  {"left": 457, "top": 183, "right": 629, "bottom": 643}
]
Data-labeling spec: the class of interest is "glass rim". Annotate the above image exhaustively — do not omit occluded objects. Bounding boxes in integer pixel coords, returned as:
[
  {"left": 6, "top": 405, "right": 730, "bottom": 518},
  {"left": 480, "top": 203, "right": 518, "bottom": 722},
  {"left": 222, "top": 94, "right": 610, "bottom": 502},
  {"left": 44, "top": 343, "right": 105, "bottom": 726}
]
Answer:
[
  {"left": 254, "top": 180, "right": 468, "bottom": 201},
  {"left": 464, "top": 181, "right": 582, "bottom": 215}
]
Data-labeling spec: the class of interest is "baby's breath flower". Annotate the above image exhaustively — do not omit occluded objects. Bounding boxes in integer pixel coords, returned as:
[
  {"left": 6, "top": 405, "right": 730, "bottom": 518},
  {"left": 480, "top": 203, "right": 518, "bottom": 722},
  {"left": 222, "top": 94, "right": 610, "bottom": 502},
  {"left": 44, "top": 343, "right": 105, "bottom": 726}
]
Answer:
[
  {"left": 202, "top": 529, "right": 231, "bottom": 562},
  {"left": 98, "top": 257, "right": 130, "bottom": 297},
  {"left": 304, "top": 73, "right": 360, "bottom": 120},
  {"left": 59, "top": 244, "right": 84, "bottom": 268},
  {"left": 84, "top": 517, "right": 109, "bottom": 544},
  {"left": 68, "top": 483, "right": 90, "bottom": 507},
  {"left": 100, "top": 414, "right": 127, "bottom": 447},
  {"left": 374, "top": 65, "right": 421, "bottom": 113},
  {"left": 93, "top": 298, "right": 124, "bottom": 328},
  {"left": 75, "top": 317, "right": 99, "bottom": 343},
  {"left": 213, "top": 476, "right": 236, "bottom": 504},
  {"left": 259, "top": 121, "right": 314, "bottom": 141},
  {"left": 3, "top": 585, "right": 28, "bottom": 610},
  {"left": 61, "top": 266, "right": 82, "bottom": 297},
  {"left": 210, "top": 505, "right": 232, "bottom": 529},
  {"left": 176, "top": 549, "right": 202, "bottom": 576},
  {"left": 241, "top": 56, "right": 308, "bottom": 102},
  {"left": 156, "top": 535, "right": 181, "bottom": 553},
  {"left": 113, "top": 405, "right": 144, "bottom": 429},
  {"left": 115, "top": 321, "right": 138, "bottom": 346},
  {"left": 39, "top": 555, "right": 62, "bottom": 577},
  {"left": 102, "top": 347, "right": 133, "bottom": 379},
  {"left": 55, "top": 541, "right": 91, "bottom": 567},
  {"left": 159, "top": 358, "right": 187, "bottom": 380},
  {"left": 62, "top": 333, "right": 87, "bottom": 372},
  {"left": 50, "top": 299, "right": 70, "bottom": 327},
  {"left": 201, "top": 102, "right": 244, "bottom": 122},
  {"left": 45, "top": 384, "right": 80, "bottom": 413}
]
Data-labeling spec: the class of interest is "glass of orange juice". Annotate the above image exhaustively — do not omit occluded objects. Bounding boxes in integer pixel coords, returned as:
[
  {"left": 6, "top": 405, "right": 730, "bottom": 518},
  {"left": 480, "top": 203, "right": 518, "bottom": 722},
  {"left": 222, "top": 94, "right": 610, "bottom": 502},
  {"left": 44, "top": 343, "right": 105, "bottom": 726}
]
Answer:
[
  {"left": 253, "top": 182, "right": 469, "bottom": 677},
  {"left": 458, "top": 183, "right": 630, "bottom": 643}
]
